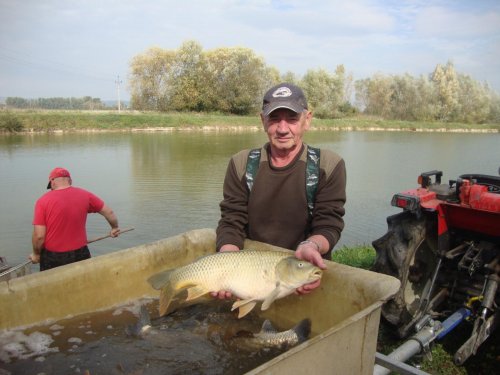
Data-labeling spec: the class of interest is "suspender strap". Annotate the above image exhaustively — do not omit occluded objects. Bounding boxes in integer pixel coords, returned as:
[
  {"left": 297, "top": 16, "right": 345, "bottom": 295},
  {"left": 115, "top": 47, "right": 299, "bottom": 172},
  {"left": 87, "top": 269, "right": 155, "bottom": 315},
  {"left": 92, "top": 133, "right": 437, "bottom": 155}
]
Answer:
[
  {"left": 245, "top": 145, "right": 320, "bottom": 218},
  {"left": 305, "top": 146, "right": 320, "bottom": 218},
  {"left": 245, "top": 148, "right": 262, "bottom": 191}
]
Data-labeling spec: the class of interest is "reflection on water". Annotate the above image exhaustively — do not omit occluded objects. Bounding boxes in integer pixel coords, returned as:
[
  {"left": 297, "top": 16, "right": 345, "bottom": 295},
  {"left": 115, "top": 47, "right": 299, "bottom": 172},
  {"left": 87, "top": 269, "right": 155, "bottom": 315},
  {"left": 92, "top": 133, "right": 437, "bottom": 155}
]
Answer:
[
  {"left": 0, "top": 299, "right": 289, "bottom": 374},
  {"left": 1, "top": 130, "right": 499, "bottom": 267}
]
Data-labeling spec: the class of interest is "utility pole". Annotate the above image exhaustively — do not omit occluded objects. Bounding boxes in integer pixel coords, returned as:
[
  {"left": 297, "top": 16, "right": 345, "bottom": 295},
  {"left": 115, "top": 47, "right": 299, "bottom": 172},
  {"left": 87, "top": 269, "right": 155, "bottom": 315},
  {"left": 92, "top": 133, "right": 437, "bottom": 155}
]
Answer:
[{"left": 115, "top": 75, "right": 122, "bottom": 113}]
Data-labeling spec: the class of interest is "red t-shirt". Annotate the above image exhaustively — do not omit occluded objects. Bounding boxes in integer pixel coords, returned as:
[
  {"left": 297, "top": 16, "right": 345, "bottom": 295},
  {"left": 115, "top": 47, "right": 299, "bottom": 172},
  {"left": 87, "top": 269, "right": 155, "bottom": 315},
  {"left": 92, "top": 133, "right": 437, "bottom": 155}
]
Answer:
[{"left": 33, "top": 186, "right": 104, "bottom": 252}]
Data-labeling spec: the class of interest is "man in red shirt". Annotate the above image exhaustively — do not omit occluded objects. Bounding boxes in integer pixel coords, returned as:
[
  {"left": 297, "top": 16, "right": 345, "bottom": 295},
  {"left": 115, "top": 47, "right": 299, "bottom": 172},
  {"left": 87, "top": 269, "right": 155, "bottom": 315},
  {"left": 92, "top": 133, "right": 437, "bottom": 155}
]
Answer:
[{"left": 31, "top": 167, "right": 121, "bottom": 271}]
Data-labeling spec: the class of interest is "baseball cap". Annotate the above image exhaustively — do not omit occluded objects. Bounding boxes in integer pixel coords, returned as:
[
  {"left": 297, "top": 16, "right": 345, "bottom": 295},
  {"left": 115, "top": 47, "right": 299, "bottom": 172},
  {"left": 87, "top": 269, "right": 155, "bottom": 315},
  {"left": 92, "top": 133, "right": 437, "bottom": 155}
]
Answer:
[
  {"left": 262, "top": 83, "right": 308, "bottom": 116},
  {"left": 47, "top": 167, "right": 71, "bottom": 189}
]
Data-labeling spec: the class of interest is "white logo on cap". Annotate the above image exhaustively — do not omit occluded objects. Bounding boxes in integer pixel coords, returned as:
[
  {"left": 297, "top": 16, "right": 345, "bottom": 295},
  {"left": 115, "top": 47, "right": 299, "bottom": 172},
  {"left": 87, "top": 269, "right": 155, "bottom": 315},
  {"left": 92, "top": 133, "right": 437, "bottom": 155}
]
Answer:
[{"left": 272, "top": 87, "right": 292, "bottom": 98}]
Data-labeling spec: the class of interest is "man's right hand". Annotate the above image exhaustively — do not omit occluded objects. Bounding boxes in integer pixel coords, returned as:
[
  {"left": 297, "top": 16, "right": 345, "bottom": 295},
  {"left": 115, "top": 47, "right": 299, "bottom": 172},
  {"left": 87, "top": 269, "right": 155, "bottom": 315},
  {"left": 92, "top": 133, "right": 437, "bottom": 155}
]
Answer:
[
  {"left": 211, "top": 244, "right": 239, "bottom": 299},
  {"left": 219, "top": 244, "right": 240, "bottom": 252},
  {"left": 29, "top": 253, "right": 40, "bottom": 264},
  {"left": 210, "top": 290, "right": 233, "bottom": 299},
  {"left": 110, "top": 227, "right": 121, "bottom": 238}
]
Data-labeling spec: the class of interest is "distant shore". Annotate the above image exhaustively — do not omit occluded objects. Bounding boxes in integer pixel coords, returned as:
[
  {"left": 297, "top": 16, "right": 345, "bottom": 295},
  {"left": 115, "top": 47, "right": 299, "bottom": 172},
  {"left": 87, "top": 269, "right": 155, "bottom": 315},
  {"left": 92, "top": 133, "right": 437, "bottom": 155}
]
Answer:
[{"left": 1, "top": 109, "right": 499, "bottom": 133}]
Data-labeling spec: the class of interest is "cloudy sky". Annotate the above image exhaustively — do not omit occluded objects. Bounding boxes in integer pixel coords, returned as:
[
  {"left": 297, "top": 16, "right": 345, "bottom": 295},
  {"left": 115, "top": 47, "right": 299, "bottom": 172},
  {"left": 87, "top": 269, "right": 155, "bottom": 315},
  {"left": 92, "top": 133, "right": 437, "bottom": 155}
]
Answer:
[{"left": 1, "top": 0, "right": 499, "bottom": 101}]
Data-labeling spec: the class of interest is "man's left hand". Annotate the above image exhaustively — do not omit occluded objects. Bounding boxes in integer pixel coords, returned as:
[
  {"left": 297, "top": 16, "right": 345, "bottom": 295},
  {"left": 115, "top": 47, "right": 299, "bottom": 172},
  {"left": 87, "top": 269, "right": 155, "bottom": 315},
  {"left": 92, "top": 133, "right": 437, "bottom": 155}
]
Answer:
[
  {"left": 295, "top": 242, "right": 327, "bottom": 269},
  {"left": 296, "top": 278, "right": 321, "bottom": 295},
  {"left": 295, "top": 241, "right": 327, "bottom": 295},
  {"left": 110, "top": 228, "right": 121, "bottom": 237}
]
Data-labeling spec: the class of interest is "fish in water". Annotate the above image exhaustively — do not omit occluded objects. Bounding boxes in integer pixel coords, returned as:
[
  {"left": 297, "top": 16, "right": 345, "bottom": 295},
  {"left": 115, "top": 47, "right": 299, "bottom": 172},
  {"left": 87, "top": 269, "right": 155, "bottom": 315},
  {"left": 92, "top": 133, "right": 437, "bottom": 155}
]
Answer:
[
  {"left": 147, "top": 250, "right": 322, "bottom": 318},
  {"left": 232, "top": 318, "right": 311, "bottom": 351}
]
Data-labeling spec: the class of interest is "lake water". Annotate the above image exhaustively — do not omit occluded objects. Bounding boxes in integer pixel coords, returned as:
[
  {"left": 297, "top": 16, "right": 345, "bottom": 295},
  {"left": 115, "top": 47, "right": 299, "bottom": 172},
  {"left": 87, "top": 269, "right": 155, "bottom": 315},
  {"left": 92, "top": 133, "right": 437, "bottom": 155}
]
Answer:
[{"left": 1, "top": 130, "right": 499, "bottom": 269}]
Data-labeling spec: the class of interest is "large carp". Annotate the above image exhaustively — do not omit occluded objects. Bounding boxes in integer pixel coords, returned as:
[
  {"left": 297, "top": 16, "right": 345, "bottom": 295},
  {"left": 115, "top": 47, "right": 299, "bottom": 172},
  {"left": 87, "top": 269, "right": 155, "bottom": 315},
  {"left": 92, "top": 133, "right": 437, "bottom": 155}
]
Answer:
[{"left": 147, "top": 250, "right": 322, "bottom": 318}]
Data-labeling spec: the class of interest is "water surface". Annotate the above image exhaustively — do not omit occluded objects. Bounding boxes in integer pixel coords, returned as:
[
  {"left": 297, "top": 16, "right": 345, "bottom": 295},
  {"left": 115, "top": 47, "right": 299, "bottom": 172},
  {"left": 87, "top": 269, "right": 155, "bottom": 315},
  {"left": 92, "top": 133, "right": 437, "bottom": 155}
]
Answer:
[{"left": 1, "top": 130, "right": 498, "bottom": 268}]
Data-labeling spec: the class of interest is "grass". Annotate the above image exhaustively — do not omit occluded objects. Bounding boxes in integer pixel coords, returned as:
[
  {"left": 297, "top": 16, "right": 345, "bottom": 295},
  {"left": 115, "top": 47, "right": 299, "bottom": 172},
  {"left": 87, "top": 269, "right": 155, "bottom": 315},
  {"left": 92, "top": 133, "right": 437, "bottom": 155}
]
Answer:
[
  {"left": 331, "top": 244, "right": 376, "bottom": 269},
  {"left": 1, "top": 109, "right": 499, "bottom": 133},
  {"left": 333, "top": 245, "right": 499, "bottom": 375}
]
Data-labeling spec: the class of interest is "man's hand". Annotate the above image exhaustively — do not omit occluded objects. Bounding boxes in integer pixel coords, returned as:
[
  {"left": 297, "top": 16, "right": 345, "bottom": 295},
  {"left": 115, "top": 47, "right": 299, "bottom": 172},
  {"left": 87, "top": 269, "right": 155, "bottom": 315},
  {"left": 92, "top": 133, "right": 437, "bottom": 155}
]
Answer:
[
  {"left": 211, "top": 244, "right": 239, "bottom": 299},
  {"left": 295, "top": 241, "right": 327, "bottom": 270},
  {"left": 295, "top": 240, "right": 327, "bottom": 295},
  {"left": 29, "top": 253, "right": 40, "bottom": 264},
  {"left": 219, "top": 244, "right": 240, "bottom": 252},
  {"left": 210, "top": 290, "right": 233, "bottom": 299},
  {"left": 296, "top": 278, "right": 321, "bottom": 295},
  {"left": 110, "top": 228, "right": 121, "bottom": 238}
]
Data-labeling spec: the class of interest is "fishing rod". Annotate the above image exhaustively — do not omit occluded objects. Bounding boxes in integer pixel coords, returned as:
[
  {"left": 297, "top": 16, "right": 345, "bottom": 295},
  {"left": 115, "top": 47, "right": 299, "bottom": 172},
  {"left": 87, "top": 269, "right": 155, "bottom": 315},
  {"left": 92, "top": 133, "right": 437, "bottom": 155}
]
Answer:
[
  {"left": 87, "top": 227, "right": 135, "bottom": 243},
  {"left": 0, "top": 227, "right": 135, "bottom": 278},
  {"left": 0, "top": 260, "right": 32, "bottom": 279}
]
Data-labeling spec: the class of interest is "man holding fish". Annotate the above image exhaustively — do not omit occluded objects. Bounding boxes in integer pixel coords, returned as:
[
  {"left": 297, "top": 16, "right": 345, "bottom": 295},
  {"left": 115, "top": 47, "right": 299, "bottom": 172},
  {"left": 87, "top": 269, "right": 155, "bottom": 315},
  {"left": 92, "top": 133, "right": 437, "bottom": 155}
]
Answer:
[
  {"left": 147, "top": 83, "right": 344, "bottom": 318},
  {"left": 215, "top": 82, "right": 346, "bottom": 297}
]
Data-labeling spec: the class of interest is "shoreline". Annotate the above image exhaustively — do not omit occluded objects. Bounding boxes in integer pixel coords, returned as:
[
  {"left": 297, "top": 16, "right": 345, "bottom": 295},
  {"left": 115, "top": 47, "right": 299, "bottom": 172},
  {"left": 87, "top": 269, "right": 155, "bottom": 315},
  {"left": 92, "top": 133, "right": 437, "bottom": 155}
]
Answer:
[
  {"left": 2, "top": 110, "right": 499, "bottom": 134},
  {"left": 8, "top": 126, "right": 498, "bottom": 134}
]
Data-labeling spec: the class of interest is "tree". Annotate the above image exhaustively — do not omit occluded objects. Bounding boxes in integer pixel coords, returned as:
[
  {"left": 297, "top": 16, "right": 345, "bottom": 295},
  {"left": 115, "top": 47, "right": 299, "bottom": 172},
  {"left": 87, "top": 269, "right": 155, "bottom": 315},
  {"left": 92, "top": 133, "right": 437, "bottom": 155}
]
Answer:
[
  {"left": 432, "top": 61, "right": 460, "bottom": 121},
  {"left": 456, "top": 75, "right": 490, "bottom": 123},
  {"left": 129, "top": 47, "right": 177, "bottom": 111},
  {"left": 169, "top": 41, "right": 207, "bottom": 112},
  {"left": 6, "top": 97, "right": 29, "bottom": 109},
  {"left": 390, "top": 74, "right": 437, "bottom": 121},
  {"left": 357, "top": 73, "right": 393, "bottom": 118},
  {"left": 130, "top": 42, "right": 273, "bottom": 114},
  {"left": 280, "top": 71, "right": 299, "bottom": 85},
  {"left": 204, "top": 47, "right": 272, "bottom": 114},
  {"left": 487, "top": 90, "right": 500, "bottom": 123},
  {"left": 301, "top": 68, "right": 344, "bottom": 118}
]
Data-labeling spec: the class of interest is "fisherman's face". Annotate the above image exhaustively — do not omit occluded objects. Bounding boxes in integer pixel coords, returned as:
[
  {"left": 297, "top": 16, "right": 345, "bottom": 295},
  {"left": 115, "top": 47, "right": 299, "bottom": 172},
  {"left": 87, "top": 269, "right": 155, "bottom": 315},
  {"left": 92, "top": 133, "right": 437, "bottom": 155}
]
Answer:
[{"left": 261, "top": 108, "right": 312, "bottom": 152}]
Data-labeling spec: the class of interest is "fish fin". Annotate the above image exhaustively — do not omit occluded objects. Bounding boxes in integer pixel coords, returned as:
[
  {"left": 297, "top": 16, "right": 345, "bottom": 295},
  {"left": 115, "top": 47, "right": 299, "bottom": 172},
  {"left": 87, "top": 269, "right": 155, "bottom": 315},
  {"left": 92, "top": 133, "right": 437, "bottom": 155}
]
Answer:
[
  {"left": 147, "top": 269, "right": 173, "bottom": 290},
  {"left": 260, "top": 319, "right": 277, "bottom": 333},
  {"left": 158, "top": 285, "right": 175, "bottom": 317},
  {"left": 294, "top": 318, "right": 312, "bottom": 343},
  {"left": 231, "top": 298, "right": 254, "bottom": 310},
  {"left": 185, "top": 285, "right": 209, "bottom": 301},
  {"left": 261, "top": 286, "right": 281, "bottom": 311},
  {"left": 231, "top": 300, "right": 258, "bottom": 318},
  {"left": 238, "top": 302, "right": 258, "bottom": 318}
]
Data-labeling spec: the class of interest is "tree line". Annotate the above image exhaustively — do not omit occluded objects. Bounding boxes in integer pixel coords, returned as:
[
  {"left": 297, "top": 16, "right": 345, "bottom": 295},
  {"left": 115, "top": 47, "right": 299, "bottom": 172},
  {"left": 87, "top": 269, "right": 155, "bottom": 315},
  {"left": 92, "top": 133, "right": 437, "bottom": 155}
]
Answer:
[
  {"left": 130, "top": 41, "right": 499, "bottom": 124},
  {"left": 5, "top": 40, "right": 499, "bottom": 124},
  {"left": 129, "top": 41, "right": 356, "bottom": 119},
  {"left": 4, "top": 96, "right": 111, "bottom": 110},
  {"left": 355, "top": 62, "right": 500, "bottom": 123}
]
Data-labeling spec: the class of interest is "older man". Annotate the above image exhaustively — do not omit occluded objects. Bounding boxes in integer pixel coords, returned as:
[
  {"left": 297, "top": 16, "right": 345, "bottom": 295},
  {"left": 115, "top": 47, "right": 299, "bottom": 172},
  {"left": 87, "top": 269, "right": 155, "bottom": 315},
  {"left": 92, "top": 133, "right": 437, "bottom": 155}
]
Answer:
[{"left": 215, "top": 82, "right": 346, "bottom": 296}]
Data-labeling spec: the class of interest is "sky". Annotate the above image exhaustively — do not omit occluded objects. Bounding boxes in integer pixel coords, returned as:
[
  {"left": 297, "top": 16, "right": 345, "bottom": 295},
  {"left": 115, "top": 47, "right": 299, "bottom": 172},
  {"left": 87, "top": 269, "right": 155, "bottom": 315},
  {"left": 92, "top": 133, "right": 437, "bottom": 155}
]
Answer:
[{"left": 1, "top": 0, "right": 499, "bottom": 102}]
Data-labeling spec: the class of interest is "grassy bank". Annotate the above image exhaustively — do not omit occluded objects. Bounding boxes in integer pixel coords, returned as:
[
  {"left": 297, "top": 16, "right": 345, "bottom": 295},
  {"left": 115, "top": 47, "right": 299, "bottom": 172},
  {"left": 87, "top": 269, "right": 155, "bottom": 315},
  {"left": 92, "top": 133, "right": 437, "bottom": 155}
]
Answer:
[
  {"left": 1, "top": 109, "right": 499, "bottom": 133},
  {"left": 333, "top": 245, "right": 499, "bottom": 375}
]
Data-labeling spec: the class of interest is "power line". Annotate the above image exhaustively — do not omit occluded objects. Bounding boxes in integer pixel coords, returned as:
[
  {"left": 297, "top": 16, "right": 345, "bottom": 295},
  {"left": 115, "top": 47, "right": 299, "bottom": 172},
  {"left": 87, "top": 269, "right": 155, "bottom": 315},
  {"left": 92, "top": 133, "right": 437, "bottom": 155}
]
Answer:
[{"left": 0, "top": 47, "right": 117, "bottom": 83}]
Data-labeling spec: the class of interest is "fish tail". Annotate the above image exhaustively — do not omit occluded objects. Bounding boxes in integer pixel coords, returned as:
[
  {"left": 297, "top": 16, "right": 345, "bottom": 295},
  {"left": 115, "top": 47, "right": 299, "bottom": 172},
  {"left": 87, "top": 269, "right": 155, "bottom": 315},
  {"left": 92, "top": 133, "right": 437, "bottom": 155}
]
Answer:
[
  {"left": 148, "top": 269, "right": 179, "bottom": 316},
  {"left": 147, "top": 269, "right": 174, "bottom": 290},
  {"left": 293, "top": 318, "right": 312, "bottom": 343},
  {"left": 148, "top": 269, "right": 177, "bottom": 316},
  {"left": 159, "top": 283, "right": 176, "bottom": 317}
]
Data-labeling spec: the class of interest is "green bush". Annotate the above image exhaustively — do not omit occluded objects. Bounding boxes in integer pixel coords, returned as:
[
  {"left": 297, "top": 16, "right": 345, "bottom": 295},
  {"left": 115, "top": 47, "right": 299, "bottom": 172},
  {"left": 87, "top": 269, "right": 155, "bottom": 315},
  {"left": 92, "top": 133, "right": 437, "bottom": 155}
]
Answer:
[{"left": 0, "top": 112, "right": 24, "bottom": 132}]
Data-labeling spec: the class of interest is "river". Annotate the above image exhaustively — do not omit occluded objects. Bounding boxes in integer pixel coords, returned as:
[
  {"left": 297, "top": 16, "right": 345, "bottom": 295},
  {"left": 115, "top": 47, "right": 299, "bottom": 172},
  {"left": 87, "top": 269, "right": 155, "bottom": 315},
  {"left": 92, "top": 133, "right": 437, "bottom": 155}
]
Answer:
[{"left": 0, "top": 130, "right": 499, "bottom": 268}]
